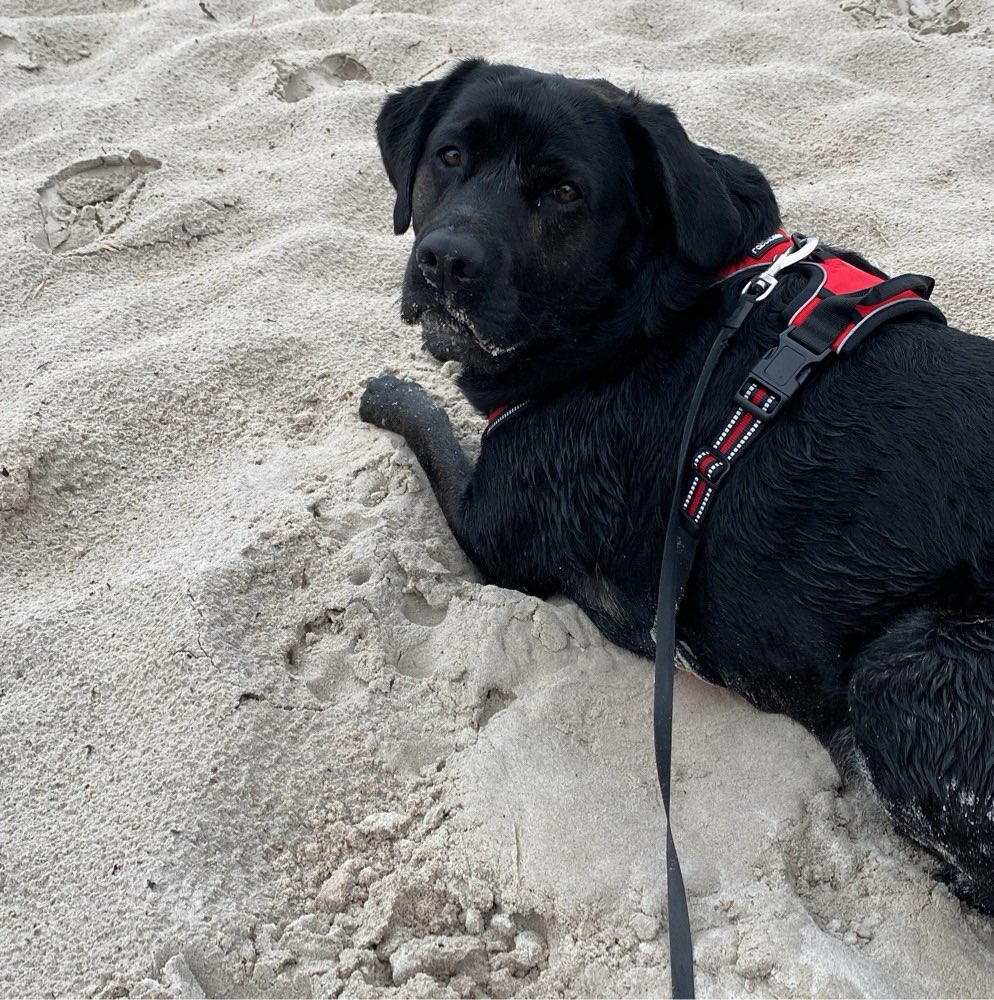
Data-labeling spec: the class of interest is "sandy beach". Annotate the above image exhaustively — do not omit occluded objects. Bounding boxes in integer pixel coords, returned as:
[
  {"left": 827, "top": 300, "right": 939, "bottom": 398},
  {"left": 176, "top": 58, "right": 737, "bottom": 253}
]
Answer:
[{"left": 2, "top": 0, "right": 994, "bottom": 995}]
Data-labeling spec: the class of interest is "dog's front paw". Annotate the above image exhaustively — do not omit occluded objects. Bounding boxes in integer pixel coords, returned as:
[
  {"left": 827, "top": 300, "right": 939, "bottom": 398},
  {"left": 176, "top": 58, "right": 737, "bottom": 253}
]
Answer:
[{"left": 359, "top": 374, "right": 434, "bottom": 434}]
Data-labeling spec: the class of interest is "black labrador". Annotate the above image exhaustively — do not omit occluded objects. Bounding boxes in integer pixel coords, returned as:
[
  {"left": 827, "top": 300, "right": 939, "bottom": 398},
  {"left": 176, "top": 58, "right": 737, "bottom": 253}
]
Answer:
[{"left": 359, "top": 59, "right": 994, "bottom": 913}]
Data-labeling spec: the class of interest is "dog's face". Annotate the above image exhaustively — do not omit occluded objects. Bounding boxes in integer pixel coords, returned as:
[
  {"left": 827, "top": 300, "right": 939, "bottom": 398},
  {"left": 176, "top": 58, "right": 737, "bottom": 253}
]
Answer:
[{"left": 377, "top": 61, "right": 751, "bottom": 375}]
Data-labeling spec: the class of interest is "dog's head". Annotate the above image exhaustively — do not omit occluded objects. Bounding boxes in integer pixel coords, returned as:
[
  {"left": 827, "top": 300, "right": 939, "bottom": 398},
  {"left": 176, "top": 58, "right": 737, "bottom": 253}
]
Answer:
[{"left": 377, "top": 60, "right": 779, "bottom": 389}]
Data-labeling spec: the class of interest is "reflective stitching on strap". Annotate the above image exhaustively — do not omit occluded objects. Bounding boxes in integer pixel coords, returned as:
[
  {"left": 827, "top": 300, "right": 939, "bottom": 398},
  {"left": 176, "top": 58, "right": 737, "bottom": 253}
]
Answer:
[{"left": 482, "top": 401, "right": 530, "bottom": 440}]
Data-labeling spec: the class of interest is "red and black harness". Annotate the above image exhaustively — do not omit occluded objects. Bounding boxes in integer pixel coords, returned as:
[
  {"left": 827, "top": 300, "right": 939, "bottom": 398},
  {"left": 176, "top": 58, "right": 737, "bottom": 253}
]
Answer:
[
  {"left": 680, "top": 230, "right": 945, "bottom": 529},
  {"left": 481, "top": 230, "right": 946, "bottom": 999}
]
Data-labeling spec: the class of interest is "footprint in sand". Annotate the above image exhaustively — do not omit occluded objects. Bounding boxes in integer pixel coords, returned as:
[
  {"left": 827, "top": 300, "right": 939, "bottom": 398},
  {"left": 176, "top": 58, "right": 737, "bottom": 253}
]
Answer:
[
  {"left": 394, "top": 593, "right": 450, "bottom": 678},
  {"left": 401, "top": 591, "right": 448, "bottom": 628},
  {"left": 476, "top": 687, "right": 517, "bottom": 729},
  {"left": 35, "top": 151, "right": 162, "bottom": 253},
  {"left": 0, "top": 32, "right": 39, "bottom": 70},
  {"left": 275, "top": 54, "right": 372, "bottom": 103},
  {"left": 841, "top": 0, "right": 969, "bottom": 35}
]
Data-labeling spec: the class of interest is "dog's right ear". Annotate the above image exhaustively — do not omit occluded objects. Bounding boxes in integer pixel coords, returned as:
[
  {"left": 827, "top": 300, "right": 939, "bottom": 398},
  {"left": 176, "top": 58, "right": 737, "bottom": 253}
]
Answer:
[
  {"left": 377, "top": 59, "right": 486, "bottom": 235},
  {"left": 617, "top": 97, "right": 744, "bottom": 273}
]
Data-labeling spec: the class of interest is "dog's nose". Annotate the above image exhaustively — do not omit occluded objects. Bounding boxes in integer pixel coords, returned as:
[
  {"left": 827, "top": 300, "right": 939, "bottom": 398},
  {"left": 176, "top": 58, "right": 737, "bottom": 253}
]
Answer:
[{"left": 416, "top": 231, "right": 485, "bottom": 292}]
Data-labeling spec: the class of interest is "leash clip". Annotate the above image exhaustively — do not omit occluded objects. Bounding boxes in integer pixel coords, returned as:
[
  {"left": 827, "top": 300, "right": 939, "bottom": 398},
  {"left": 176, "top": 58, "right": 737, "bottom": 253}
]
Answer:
[{"left": 741, "top": 235, "right": 819, "bottom": 302}]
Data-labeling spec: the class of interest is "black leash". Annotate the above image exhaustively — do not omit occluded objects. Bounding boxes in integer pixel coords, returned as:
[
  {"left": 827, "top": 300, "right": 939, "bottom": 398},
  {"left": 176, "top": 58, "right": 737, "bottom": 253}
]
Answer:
[{"left": 653, "top": 237, "right": 820, "bottom": 999}]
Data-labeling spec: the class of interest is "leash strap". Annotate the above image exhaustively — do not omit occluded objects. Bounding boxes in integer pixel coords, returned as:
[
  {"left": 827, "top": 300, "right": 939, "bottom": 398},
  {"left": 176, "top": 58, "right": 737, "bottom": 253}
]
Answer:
[
  {"left": 653, "top": 235, "right": 823, "bottom": 999},
  {"left": 652, "top": 273, "right": 790, "bottom": 998},
  {"left": 654, "top": 512, "right": 698, "bottom": 1000}
]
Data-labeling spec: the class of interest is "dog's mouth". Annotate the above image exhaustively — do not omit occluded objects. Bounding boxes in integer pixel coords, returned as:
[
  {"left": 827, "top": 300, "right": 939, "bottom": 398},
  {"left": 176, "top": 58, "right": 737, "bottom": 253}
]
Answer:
[{"left": 405, "top": 298, "right": 519, "bottom": 361}]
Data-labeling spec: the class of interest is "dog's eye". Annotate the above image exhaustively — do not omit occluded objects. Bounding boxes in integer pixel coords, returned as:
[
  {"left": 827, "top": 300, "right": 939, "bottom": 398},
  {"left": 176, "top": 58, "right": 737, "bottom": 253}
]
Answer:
[
  {"left": 439, "top": 147, "right": 463, "bottom": 168},
  {"left": 553, "top": 183, "right": 581, "bottom": 204}
]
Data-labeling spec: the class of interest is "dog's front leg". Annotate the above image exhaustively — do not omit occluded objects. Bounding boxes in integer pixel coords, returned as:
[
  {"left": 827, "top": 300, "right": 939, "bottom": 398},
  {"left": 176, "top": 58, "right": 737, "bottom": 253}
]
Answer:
[{"left": 359, "top": 374, "right": 472, "bottom": 544}]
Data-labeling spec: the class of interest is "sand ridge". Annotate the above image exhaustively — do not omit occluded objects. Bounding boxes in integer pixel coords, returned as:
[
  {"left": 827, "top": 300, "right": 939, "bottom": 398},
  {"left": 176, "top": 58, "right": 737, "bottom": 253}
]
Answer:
[{"left": 2, "top": 0, "right": 994, "bottom": 996}]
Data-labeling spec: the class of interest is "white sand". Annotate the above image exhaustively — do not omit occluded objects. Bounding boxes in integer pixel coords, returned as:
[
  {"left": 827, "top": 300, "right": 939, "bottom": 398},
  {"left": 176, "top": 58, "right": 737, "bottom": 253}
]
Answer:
[{"left": 2, "top": 0, "right": 994, "bottom": 996}]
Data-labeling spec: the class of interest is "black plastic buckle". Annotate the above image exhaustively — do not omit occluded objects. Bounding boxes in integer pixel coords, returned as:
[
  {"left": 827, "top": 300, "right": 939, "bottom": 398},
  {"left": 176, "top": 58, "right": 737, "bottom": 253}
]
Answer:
[
  {"left": 735, "top": 328, "right": 832, "bottom": 420},
  {"left": 694, "top": 450, "right": 729, "bottom": 485}
]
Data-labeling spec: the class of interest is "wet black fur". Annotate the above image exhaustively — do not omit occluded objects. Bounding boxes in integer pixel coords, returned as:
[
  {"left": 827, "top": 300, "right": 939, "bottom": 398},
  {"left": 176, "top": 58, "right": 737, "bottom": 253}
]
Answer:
[{"left": 360, "top": 60, "right": 994, "bottom": 913}]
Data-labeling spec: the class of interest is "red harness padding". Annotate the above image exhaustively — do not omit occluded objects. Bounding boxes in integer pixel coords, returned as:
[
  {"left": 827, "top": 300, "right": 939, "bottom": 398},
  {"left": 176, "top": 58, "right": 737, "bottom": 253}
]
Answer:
[
  {"left": 482, "top": 230, "right": 945, "bottom": 469},
  {"left": 682, "top": 230, "right": 946, "bottom": 527}
]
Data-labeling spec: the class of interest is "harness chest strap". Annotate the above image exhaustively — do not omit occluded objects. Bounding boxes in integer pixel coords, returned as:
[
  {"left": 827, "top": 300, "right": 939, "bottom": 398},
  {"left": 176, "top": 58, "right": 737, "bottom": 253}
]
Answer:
[
  {"left": 682, "top": 232, "right": 946, "bottom": 527},
  {"left": 484, "top": 401, "right": 530, "bottom": 438}
]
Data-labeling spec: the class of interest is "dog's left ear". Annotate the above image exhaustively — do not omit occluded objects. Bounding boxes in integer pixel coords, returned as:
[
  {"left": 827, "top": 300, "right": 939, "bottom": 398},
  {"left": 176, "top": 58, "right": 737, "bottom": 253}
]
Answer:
[
  {"left": 618, "top": 97, "right": 743, "bottom": 273},
  {"left": 377, "top": 59, "right": 486, "bottom": 234}
]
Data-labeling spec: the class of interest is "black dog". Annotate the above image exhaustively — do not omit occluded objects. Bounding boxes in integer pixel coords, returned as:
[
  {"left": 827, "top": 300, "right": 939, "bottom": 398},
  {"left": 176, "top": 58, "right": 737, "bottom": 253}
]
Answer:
[{"left": 360, "top": 59, "right": 994, "bottom": 912}]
